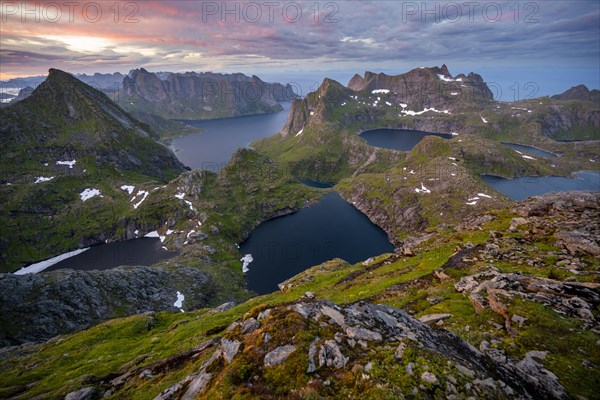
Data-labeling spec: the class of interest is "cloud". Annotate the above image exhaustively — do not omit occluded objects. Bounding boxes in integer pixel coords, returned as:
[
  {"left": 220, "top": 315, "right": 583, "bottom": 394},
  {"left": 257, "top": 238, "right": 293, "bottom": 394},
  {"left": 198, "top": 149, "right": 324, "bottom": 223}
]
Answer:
[{"left": 0, "top": 0, "right": 598, "bottom": 79}]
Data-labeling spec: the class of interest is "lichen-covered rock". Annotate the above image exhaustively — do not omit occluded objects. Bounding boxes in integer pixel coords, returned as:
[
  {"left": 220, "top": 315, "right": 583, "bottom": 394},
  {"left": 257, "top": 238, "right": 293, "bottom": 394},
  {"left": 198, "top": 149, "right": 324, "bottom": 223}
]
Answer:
[{"left": 264, "top": 345, "right": 296, "bottom": 367}]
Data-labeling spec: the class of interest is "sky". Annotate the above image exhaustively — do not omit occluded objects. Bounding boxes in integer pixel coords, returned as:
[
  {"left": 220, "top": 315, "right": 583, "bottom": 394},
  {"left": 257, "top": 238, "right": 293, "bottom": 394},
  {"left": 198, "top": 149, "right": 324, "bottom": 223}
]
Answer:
[{"left": 1, "top": 0, "right": 599, "bottom": 98}]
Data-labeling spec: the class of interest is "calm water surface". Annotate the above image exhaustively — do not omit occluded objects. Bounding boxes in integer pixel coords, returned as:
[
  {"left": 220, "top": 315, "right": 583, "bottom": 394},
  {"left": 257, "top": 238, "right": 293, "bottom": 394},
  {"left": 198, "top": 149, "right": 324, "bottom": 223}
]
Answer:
[
  {"left": 172, "top": 102, "right": 291, "bottom": 170},
  {"left": 360, "top": 129, "right": 453, "bottom": 151},
  {"left": 240, "top": 192, "right": 394, "bottom": 295},
  {"left": 482, "top": 171, "right": 600, "bottom": 201}
]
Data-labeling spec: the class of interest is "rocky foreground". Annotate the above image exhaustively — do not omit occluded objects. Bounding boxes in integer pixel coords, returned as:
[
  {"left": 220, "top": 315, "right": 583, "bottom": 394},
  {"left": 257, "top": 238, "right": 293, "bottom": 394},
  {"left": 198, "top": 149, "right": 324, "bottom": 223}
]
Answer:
[{"left": 0, "top": 191, "right": 598, "bottom": 399}]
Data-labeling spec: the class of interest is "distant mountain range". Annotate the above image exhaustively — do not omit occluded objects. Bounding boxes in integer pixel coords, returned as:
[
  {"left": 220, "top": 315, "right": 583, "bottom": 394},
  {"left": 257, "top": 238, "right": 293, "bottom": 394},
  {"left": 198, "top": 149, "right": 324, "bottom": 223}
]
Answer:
[
  {"left": 1, "top": 69, "right": 298, "bottom": 137},
  {"left": 117, "top": 68, "right": 296, "bottom": 120}
]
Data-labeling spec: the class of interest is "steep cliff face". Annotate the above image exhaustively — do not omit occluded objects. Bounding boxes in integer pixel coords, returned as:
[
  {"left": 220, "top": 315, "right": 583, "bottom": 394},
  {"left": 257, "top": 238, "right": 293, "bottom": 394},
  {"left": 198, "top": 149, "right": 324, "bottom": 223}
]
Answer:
[
  {"left": 119, "top": 69, "right": 296, "bottom": 120},
  {"left": 536, "top": 102, "right": 600, "bottom": 139},
  {"left": 0, "top": 265, "right": 216, "bottom": 347}
]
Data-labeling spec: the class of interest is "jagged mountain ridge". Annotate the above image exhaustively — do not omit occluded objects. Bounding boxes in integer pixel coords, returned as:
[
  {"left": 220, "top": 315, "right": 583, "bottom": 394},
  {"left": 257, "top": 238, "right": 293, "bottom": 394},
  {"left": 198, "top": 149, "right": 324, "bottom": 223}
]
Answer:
[
  {"left": 119, "top": 68, "right": 296, "bottom": 120},
  {"left": 0, "top": 68, "right": 185, "bottom": 179}
]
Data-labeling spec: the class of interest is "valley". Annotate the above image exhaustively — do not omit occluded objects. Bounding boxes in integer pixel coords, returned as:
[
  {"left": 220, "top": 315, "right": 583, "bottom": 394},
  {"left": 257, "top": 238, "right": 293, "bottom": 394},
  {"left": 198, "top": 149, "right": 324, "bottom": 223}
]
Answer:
[{"left": 0, "top": 65, "right": 598, "bottom": 400}]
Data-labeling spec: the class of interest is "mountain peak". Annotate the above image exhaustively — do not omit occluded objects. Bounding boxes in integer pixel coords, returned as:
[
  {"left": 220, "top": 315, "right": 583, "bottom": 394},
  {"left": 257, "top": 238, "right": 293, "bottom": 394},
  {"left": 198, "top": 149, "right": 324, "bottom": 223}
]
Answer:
[{"left": 552, "top": 84, "right": 599, "bottom": 102}]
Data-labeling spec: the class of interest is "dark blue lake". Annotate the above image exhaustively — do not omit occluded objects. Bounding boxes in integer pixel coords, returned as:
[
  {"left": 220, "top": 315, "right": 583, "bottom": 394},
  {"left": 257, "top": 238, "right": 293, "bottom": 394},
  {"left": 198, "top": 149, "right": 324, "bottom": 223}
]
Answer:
[
  {"left": 172, "top": 102, "right": 291, "bottom": 171},
  {"left": 360, "top": 129, "right": 454, "bottom": 151},
  {"left": 501, "top": 142, "right": 557, "bottom": 158},
  {"left": 482, "top": 171, "right": 600, "bottom": 201},
  {"left": 13, "top": 237, "right": 178, "bottom": 275},
  {"left": 300, "top": 179, "right": 334, "bottom": 188},
  {"left": 239, "top": 192, "right": 394, "bottom": 295}
]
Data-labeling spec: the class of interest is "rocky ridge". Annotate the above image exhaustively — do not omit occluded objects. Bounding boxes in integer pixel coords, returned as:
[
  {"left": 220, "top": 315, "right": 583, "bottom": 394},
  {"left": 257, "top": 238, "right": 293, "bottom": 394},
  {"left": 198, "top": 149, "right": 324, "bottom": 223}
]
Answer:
[
  {"left": 0, "top": 265, "right": 216, "bottom": 347},
  {"left": 68, "top": 300, "right": 568, "bottom": 399}
]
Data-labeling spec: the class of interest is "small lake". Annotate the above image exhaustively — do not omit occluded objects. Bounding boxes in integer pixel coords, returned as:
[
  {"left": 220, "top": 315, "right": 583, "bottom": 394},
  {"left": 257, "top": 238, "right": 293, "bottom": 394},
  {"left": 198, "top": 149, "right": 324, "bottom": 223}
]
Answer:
[
  {"left": 482, "top": 171, "right": 600, "bottom": 201},
  {"left": 501, "top": 142, "right": 557, "bottom": 158},
  {"left": 300, "top": 179, "right": 334, "bottom": 188},
  {"left": 14, "top": 238, "right": 178, "bottom": 275},
  {"left": 360, "top": 129, "right": 454, "bottom": 151},
  {"left": 240, "top": 192, "right": 394, "bottom": 295},
  {"left": 172, "top": 102, "right": 291, "bottom": 171}
]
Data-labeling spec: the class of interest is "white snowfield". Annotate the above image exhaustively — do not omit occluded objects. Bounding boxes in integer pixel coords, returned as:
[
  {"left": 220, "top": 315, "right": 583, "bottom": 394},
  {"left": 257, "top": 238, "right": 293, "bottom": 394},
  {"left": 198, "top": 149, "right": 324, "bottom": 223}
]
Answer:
[
  {"left": 415, "top": 183, "right": 431, "bottom": 194},
  {"left": 14, "top": 248, "right": 90, "bottom": 275},
  {"left": 371, "top": 89, "right": 390, "bottom": 94},
  {"left": 174, "top": 291, "right": 185, "bottom": 312},
  {"left": 132, "top": 190, "right": 149, "bottom": 209},
  {"left": 241, "top": 254, "right": 253, "bottom": 273},
  {"left": 56, "top": 160, "right": 76, "bottom": 169},
  {"left": 34, "top": 176, "right": 54, "bottom": 184},
  {"left": 296, "top": 128, "right": 304, "bottom": 137},
  {"left": 401, "top": 108, "right": 451, "bottom": 116},
  {"left": 121, "top": 185, "right": 135, "bottom": 195},
  {"left": 80, "top": 188, "right": 102, "bottom": 201},
  {"left": 438, "top": 74, "right": 462, "bottom": 82}
]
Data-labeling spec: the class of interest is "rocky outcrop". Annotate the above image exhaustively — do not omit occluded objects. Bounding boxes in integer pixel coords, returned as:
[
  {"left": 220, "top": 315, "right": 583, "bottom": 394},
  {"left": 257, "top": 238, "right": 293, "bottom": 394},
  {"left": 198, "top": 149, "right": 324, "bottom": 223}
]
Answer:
[
  {"left": 0, "top": 265, "right": 216, "bottom": 347},
  {"left": 120, "top": 69, "right": 296, "bottom": 120},
  {"left": 93, "top": 300, "right": 569, "bottom": 399}
]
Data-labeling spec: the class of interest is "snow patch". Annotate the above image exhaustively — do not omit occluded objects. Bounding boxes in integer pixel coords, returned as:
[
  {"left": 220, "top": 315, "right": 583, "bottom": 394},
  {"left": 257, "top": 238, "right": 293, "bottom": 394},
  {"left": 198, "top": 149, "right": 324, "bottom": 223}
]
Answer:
[
  {"left": 144, "top": 231, "right": 159, "bottom": 238},
  {"left": 371, "top": 89, "right": 390, "bottom": 94},
  {"left": 13, "top": 248, "right": 90, "bottom": 275},
  {"left": 450, "top": 132, "right": 459, "bottom": 136},
  {"left": 295, "top": 128, "right": 304, "bottom": 137},
  {"left": 401, "top": 108, "right": 451, "bottom": 116},
  {"left": 400, "top": 103, "right": 408, "bottom": 108},
  {"left": 481, "top": 116, "right": 488, "bottom": 123},
  {"left": 241, "top": 254, "right": 253, "bottom": 273},
  {"left": 385, "top": 101, "right": 392, "bottom": 106},
  {"left": 477, "top": 193, "right": 492, "bottom": 198},
  {"left": 184, "top": 200, "right": 195, "bottom": 211},
  {"left": 174, "top": 291, "right": 185, "bottom": 311},
  {"left": 34, "top": 176, "right": 54, "bottom": 184},
  {"left": 56, "top": 160, "right": 76, "bottom": 169},
  {"left": 450, "top": 92, "right": 459, "bottom": 96},
  {"left": 438, "top": 74, "right": 462, "bottom": 83},
  {"left": 415, "top": 183, "right": 431, "bottom": 194},
  {"left": 466, "top": 201, "right": 478, "bottom": 206},
  {"left": 132, "top": 190, "right": 149, "bottom": 209},
  {"left": 80, "top": 188, "right": 102, "bottom": 201},
  {"left": 522, "top": 155, "right": 536, "bottom": 160},
  {"left": 310, "top": 111, "right": 315, "bottom": 116},
  {"left": 121, "top": 185, "right": 135, "bottom": 195},
  {"left": 166, "top": 229, "right": 174, "bottom": 235}
]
